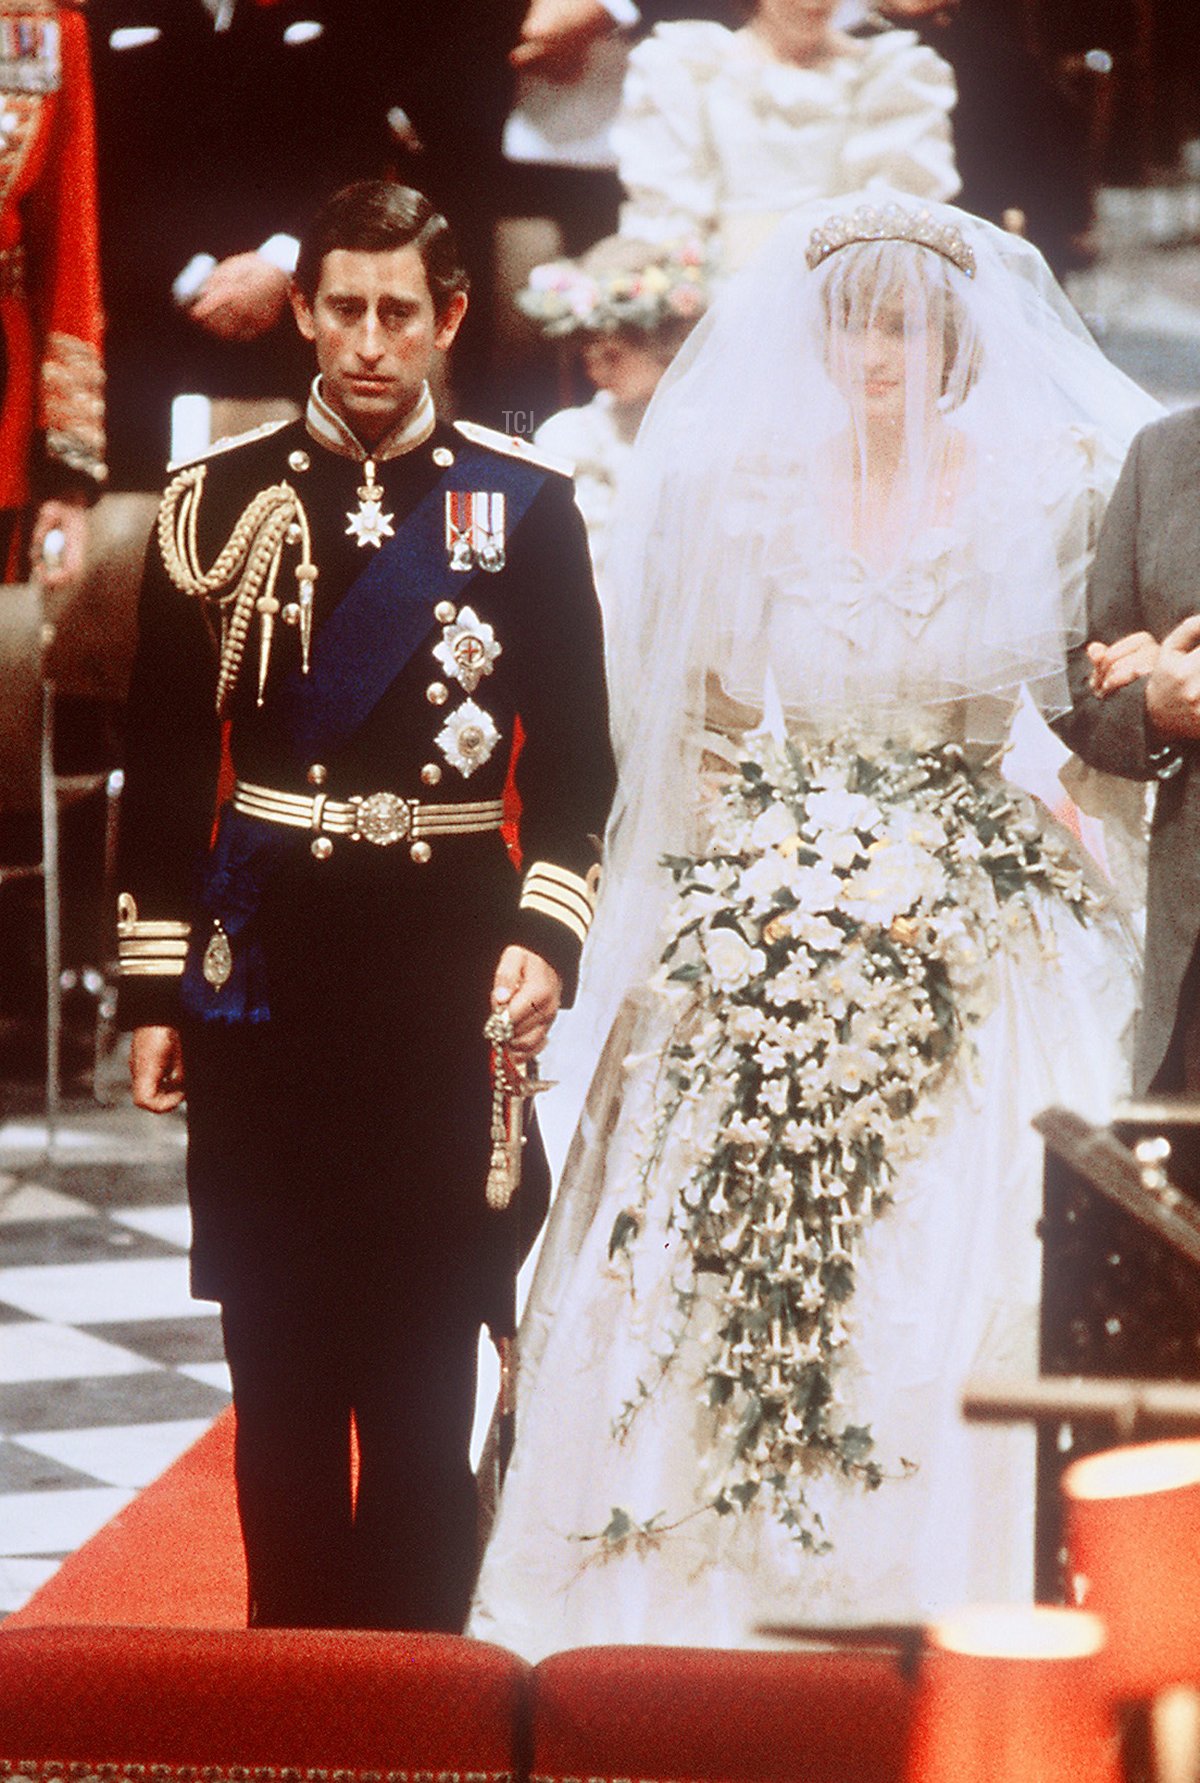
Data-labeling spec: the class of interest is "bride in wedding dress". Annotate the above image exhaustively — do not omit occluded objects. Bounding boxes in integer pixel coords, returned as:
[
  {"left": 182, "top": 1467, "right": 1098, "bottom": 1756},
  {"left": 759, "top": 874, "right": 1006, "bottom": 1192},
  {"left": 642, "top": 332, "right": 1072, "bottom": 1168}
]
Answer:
[{"left": 469, "top": 193, "right": 1160, "bottom": 1659}]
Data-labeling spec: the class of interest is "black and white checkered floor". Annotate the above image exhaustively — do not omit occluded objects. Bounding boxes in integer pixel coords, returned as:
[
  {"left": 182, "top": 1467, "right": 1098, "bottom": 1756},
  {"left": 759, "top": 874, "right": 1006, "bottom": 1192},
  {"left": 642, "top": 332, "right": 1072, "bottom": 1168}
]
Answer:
[{"left": 0, "top": 1104, "right": 231, "bottom": 1618}]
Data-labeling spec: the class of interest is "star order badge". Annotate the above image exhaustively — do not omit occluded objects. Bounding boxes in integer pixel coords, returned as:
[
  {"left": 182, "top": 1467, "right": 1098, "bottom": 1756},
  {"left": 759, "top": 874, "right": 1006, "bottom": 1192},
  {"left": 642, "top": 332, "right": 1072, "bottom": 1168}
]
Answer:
[
  {"left": 433, "top": 605, "right": 502, "bottom": 694},
  {"left": 445, "top": 491, "right": 506, "bottom": 572},
  {"left": 346, "top": 459, "right": 395, "bottom": 549},
  {"left": 435, "top": 699, "right": 501, "bottom": 778}
]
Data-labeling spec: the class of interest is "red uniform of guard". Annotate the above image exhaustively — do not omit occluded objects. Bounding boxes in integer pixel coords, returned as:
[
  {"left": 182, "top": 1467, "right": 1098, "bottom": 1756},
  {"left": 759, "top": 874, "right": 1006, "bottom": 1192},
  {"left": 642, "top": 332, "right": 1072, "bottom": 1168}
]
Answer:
[{"left": 0, "top": 0, "right": 104, "bottom": 569}]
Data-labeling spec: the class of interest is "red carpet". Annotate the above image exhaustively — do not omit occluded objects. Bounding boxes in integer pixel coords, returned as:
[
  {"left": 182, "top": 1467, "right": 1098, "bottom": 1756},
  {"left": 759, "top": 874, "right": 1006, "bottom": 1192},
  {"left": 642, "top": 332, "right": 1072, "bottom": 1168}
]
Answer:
[{"left": 8, "top": 1408, "right": 246, "bottom": 1627}]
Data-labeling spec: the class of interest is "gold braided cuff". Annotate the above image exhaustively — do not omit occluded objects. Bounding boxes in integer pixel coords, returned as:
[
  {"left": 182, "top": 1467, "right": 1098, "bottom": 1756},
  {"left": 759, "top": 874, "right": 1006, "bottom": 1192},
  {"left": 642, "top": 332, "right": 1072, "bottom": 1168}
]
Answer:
[
  {"left": 116, "top": 894, "right": 190, "bottom": 978},
  {"left": 519, "top": 861, "right": 596, "bottom": 947}
]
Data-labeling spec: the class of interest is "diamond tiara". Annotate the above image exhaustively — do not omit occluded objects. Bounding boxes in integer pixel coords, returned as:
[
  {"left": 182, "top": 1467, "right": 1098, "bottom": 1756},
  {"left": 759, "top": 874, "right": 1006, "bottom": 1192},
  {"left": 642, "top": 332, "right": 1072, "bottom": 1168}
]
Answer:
[{"left": 806, "top": 203, "right": 977, "bottom": 279}]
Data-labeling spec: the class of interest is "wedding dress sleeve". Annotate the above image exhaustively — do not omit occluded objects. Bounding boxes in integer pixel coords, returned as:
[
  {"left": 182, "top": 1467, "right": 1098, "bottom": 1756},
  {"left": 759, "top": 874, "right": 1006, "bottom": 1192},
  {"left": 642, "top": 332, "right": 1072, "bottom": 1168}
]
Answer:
[
  {"left": 840, "top": 30, "right": 960, "bottom": 202},
  {"left": 612, "top": 23, "right": 727, "bottom": 248}
]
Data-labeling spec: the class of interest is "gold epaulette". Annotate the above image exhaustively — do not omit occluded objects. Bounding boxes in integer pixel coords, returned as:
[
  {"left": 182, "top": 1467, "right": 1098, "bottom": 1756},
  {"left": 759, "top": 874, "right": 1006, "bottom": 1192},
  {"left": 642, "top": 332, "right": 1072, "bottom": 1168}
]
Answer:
[
  {"left": 166, "top": 417, "right": 292, "bottom": 476},
  {"left": 453, "top": 419, "right": 573, "bottom": 479}
]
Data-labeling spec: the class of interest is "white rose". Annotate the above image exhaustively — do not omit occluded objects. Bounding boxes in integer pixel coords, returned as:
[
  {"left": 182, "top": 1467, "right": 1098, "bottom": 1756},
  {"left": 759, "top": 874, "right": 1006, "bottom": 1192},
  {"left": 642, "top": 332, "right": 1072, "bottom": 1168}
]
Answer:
[
  {"left": 726, "top": 1004, "right": 767, "bottom": 1044},
  {"left": 739, "top": 851, "right": 792, "bottom": 911},
  {"left": 791, "top": 912, "right": 844, "bottom": 952},
  {"left": 807, "top": 787, "right": 883, "bottom": 835},
  {"left": 814, "top": 829, "right": 865, "bottom": 870},
  {"left": 792, "top": 863, "right": 843, "bottom": 914},
  {"left": 751, "top": 801, "right": 798, "bottom": 850},
  {"left": 703, "top": 926, "right": 765, "bottom": 991}
]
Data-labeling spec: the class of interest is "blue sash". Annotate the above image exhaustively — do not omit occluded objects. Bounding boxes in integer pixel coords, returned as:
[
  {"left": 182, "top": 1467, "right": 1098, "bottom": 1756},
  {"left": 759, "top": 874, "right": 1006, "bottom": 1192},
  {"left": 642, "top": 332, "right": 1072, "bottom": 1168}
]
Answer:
[
  {"left": 282, "top": 442, "right": 545, "bottom": 762},
  {"left": 181, "top": 441, "right": 549, "bottom": 1022}
]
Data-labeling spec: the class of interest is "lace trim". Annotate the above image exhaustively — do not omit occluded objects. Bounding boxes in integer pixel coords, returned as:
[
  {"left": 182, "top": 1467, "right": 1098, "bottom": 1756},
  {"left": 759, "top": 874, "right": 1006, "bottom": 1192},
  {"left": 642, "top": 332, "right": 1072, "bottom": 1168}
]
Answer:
[{"left": 42, "top": 331, "right": 107, "bottom": 484}]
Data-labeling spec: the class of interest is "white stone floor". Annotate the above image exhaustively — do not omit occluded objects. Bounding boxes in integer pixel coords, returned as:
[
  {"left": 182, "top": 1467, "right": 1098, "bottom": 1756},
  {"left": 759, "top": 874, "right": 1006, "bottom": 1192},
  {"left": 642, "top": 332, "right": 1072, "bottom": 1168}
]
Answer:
[
  {"left": 0, "top": 1099, "right": 231, "bottom": 1616},
  {"left": 4, "top": 185, "right": 1200, "bottom": 1624}
]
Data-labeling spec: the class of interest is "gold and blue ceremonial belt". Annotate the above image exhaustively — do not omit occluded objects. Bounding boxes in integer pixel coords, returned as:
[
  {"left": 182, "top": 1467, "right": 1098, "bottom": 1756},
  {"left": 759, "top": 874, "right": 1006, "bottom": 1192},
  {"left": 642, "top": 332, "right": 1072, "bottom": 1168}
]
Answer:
[{"left": 231, "top": 780, "right": 504, "bottom": 849}]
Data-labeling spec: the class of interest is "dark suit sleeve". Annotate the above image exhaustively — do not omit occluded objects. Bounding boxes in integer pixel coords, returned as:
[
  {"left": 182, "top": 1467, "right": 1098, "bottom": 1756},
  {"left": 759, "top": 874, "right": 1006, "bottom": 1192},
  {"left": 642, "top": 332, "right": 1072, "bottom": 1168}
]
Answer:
[
  {"left": 503, "top": 473, "right": 617, "bottom": 1003},
  {"left": 115, "top": 525, "right": 222, "bottom": 1028},
  {"left": 1056, "top": 429, "right": 1172, "bottom": 782}
]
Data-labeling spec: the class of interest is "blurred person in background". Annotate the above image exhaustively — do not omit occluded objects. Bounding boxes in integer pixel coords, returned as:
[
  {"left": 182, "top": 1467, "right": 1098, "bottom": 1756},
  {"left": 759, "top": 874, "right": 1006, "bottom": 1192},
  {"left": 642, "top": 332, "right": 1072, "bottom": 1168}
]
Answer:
[
  {"left": 516, "top": 235, "right": 707, "bottom": 600},
  {"left": 866, "top": 0, "right": 1093, "bottom": 276},
  {"left": 0, "top": 0, "right": 104, "bottom": 592},
  {"left": 611, "top": 0, "right": 959, "bottom": 280},
  {"left": 90, "top": 0, "right": 526, "bottom": 486}
]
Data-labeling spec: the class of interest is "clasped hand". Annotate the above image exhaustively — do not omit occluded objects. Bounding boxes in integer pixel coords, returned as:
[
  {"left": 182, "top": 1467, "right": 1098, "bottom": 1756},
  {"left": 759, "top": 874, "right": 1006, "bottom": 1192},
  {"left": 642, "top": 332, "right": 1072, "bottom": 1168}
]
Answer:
[{"left": 1089, "top": 614, "right": 1200, "bottom": 741}]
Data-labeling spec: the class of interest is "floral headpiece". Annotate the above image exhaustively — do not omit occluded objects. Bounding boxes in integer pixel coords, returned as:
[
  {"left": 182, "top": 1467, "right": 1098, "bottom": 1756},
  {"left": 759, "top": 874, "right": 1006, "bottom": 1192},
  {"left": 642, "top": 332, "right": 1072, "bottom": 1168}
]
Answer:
[
  {"left": 517, "top": 240, "right": 709, "bottom": 338},
  {"left": 806, "top": 203, "right": 977, "bottom": 279}
]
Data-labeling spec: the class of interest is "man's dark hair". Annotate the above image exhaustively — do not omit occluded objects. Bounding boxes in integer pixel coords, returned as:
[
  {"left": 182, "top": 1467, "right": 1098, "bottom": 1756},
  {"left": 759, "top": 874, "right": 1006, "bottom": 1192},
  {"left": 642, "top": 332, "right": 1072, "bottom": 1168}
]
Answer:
[{"left": 294, "top": 180, "right": 469, "bottom": 315}]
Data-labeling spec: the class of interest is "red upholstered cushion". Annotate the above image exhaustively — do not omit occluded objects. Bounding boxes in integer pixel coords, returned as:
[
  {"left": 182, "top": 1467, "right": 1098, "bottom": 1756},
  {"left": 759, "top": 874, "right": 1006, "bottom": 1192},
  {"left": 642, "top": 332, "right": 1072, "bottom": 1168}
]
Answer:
[
  {"left": 529, "top": 1644, "right": 917, "bottom": 1783},
  {"left": 0, "top": 1626, "right": 528, "bottom": 1781}
]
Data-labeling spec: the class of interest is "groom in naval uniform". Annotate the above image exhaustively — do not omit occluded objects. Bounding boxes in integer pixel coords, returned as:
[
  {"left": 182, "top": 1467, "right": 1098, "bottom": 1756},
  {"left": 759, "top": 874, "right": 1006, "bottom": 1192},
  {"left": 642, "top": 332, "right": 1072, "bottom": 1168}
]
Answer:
[{"left": 115, "top": 181, "right": 615, "bottom": 1629}]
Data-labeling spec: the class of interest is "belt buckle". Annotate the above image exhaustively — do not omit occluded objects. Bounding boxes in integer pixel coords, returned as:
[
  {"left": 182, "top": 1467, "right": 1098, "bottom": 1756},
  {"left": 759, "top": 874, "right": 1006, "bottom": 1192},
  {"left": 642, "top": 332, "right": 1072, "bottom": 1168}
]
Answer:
[{"left": 350, "top": 791, "right": 415, "bottom": 846}]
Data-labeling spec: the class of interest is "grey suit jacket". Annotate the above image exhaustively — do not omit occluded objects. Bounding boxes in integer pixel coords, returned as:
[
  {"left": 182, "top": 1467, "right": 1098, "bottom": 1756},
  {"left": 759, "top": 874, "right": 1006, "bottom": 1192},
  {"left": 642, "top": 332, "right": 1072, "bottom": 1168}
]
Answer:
[{"left": 1058, "top": 404, "right": 1200, "bottom": 1090}]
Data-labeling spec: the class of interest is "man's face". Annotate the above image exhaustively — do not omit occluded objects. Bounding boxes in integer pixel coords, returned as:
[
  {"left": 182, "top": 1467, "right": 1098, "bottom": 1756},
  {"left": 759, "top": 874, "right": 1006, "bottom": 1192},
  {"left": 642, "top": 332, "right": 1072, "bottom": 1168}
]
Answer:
[{"left": 290, "top": 245, "right": 466, "bottom": 444}]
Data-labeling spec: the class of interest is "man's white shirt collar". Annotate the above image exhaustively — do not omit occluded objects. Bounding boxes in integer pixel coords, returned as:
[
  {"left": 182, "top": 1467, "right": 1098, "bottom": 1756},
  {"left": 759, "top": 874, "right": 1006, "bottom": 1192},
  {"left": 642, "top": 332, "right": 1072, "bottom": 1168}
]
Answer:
[{"left": 304, "top": 378, "right": 437, "bottom": 463}]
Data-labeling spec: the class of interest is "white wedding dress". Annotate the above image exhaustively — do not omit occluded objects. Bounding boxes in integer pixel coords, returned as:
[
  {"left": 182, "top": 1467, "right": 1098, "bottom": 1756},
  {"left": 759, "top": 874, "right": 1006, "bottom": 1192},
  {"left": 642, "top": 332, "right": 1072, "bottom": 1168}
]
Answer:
[
  {"left": 469, "top": 196, "right": 1160, "bottom": 1663},
  {"left": 469, "top": 467, "right": 1141, "bottom": 1662}
]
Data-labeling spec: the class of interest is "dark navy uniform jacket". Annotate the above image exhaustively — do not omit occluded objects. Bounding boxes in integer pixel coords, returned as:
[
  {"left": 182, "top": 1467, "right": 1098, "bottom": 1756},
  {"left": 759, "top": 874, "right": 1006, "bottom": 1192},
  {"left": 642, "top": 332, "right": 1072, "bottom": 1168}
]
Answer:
[{"left": 116, "top": 408, "right": 615, "bottom": 1313}]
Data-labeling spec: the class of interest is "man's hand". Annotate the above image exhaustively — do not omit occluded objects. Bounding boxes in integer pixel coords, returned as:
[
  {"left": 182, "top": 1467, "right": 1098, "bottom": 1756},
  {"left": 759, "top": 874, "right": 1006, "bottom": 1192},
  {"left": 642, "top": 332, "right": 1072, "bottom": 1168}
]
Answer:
[
  {"left": 491, "top": 945, "right": 563, "bottom": 1057},
  {"left": 1088, "top": 629, "right": 1160, "bottom": 699},
  {"left": 511, "top": 0, "right": 614, "bottom": 77},
  {"left": 188, "top": 253, "right": 290, "bottom": 342},
  {"left": 131, "top": 1025, "right": 186, "bottom": 1112},
  {"left": 1145, "top": 614, "right": 1200, "bottom": 740},
  {"left": 30, "top": 495, "right": 88, "bottom": 594}
]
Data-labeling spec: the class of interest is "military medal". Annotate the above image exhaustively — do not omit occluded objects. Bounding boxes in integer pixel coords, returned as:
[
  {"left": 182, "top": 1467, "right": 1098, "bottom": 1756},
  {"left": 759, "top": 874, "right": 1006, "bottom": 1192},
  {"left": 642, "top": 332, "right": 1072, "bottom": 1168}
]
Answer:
[
  {"left": 445, "top": 491, "right": 475, "bottom": 571},
  {"left": 345, "top": 459, "right": 395, "bottom": 549},
  {"left": 475, "top": 492, "right": 505, "bottom": 572},
  {"left": 445, "top": 491, "right": 506, "bottom": 572},
  {"left": 433, "top": 604, "right": 501, "bottom": 694},
  {"left": 201, "top": 923, "right": 233, "bottom": 991}
]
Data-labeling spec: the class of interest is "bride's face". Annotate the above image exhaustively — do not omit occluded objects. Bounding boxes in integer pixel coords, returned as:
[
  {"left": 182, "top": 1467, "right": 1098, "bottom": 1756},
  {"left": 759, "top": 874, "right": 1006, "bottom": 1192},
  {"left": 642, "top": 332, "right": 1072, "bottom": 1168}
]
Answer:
[{"left": 831, "top": 300, "right": 945, "bottom": 426}]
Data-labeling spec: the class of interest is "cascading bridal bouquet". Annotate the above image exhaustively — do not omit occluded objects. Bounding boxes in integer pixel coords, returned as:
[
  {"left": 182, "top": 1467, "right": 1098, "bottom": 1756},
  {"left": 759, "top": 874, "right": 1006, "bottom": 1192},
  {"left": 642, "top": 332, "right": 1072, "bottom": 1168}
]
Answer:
[{"left": 599, "top": 729, "right": 1098, "bottom": 1553}]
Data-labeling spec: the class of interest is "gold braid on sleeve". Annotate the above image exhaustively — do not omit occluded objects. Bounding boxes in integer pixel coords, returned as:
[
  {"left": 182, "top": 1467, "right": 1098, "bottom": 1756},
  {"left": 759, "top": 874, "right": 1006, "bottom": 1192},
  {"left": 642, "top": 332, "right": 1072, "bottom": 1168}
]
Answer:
[{"left": 157, "top": 464, "right": 318, "bottom": 715}]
